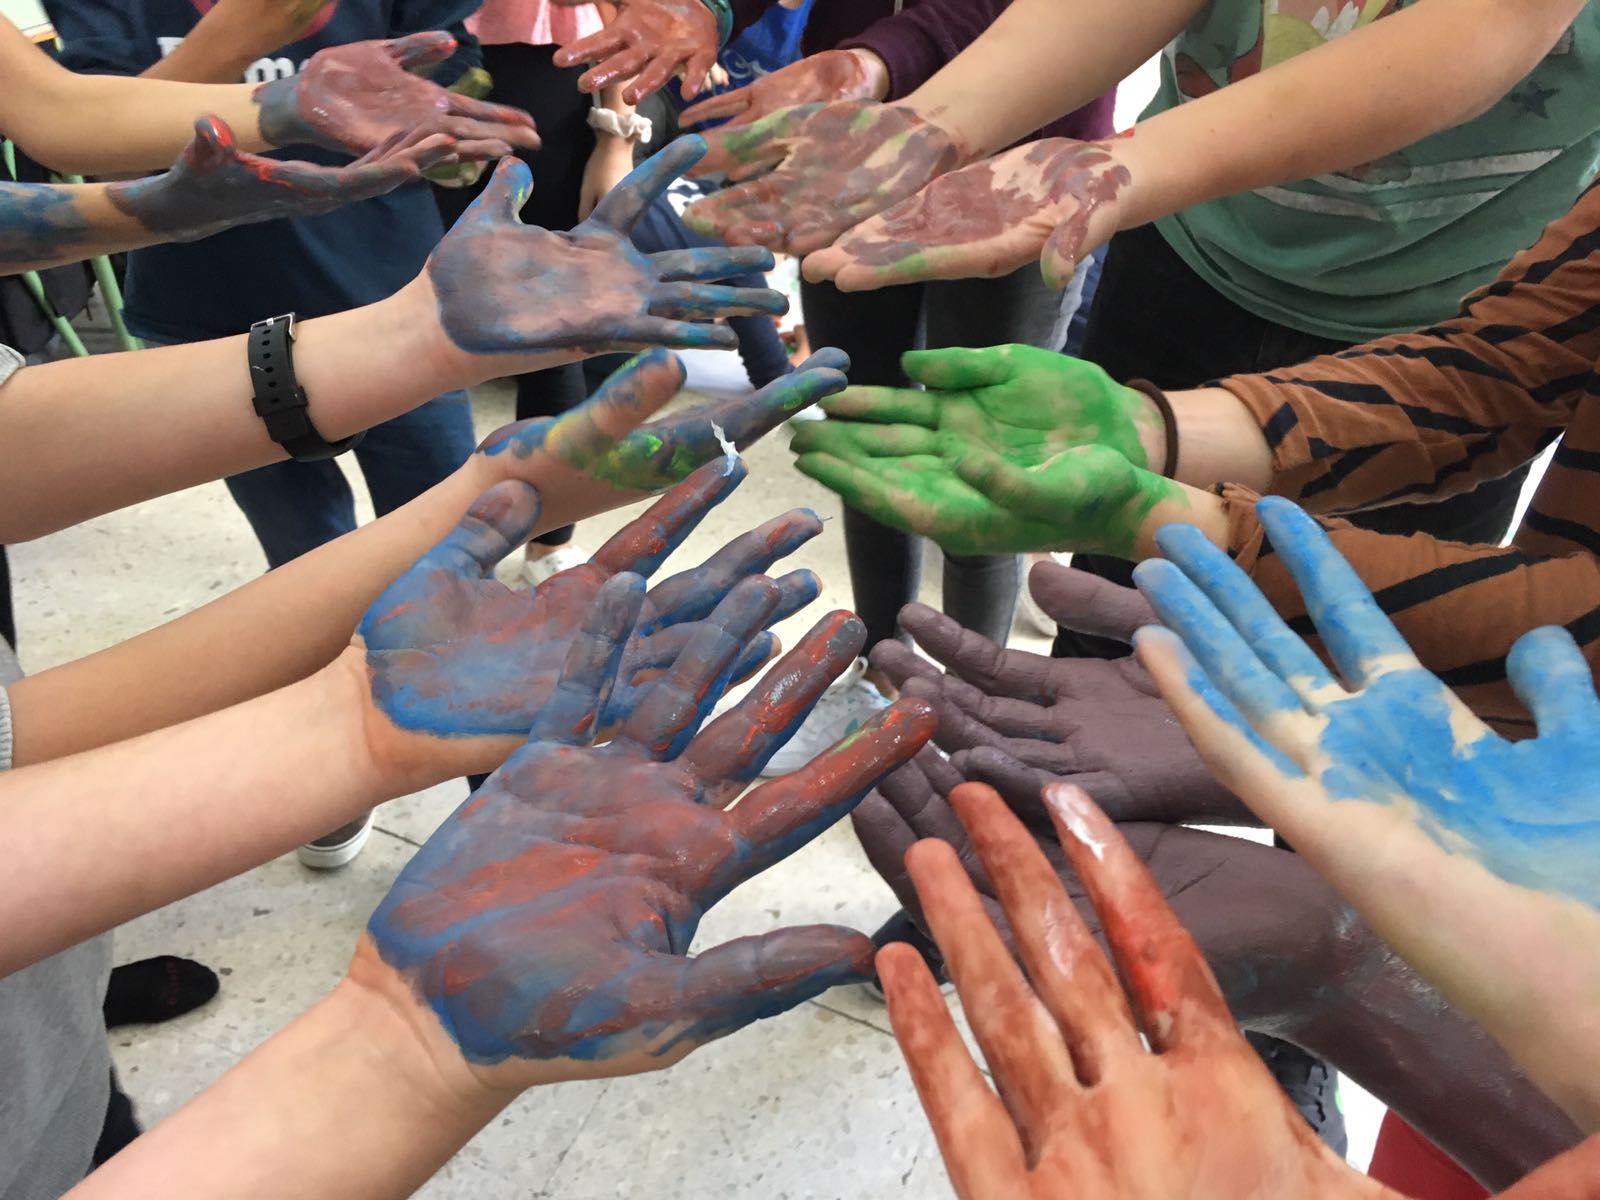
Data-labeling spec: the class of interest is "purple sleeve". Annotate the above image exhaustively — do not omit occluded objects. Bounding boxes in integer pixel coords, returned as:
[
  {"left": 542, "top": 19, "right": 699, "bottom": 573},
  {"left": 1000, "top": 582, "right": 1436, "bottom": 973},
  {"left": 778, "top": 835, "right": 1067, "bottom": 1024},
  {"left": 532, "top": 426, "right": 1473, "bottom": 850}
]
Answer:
[{"left": 837, "top": 0, "right": 1117, "bottom": 141}]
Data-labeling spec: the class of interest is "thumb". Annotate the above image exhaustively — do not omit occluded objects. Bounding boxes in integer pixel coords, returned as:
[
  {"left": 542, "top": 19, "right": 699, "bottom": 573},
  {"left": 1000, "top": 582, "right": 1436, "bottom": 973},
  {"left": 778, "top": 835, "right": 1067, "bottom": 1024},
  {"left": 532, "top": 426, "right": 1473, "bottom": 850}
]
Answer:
[
  {"left": 385, "top": 30, "right": 456, "bottom": 74},
  {"left": 1029, "top": 560, "right": 1156, "bottom": 644},
  {"left": 185, "top": 114, "right": 235, "bottom": 173},
  {"left": 662, "top": 926, "right": 876, "bottom": 1054},
  {"left": 466, "top": 157, "right": 533, "bottom": 227},
  {"left": 427, "top": 480, "right": 543, "bottom": 577}
]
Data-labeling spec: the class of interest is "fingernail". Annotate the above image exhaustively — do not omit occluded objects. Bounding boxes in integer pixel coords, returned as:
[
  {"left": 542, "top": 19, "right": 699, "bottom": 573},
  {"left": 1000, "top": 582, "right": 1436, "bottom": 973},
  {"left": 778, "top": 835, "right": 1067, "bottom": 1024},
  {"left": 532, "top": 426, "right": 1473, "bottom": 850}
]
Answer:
[{"left": 1044, "top": 785, "right": 1106, "bottom": 862}]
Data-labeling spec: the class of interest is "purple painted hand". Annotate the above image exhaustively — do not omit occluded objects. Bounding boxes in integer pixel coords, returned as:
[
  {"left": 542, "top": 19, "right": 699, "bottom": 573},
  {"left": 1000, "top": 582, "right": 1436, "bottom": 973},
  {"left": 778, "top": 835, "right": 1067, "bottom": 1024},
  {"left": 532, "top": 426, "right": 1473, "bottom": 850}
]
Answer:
[
  {"left": 867, "top": 562, "right": 1249, "bottom": 825},
  {"left": 805, "top": 139, "right": 1132, "bottom": 290},
  {"left": 684, "top": 102, "right": 967, "bottom": 256},
  {"left": 552, "top": 0, "right": 720, "bottom": 104},
  {"left": 357, "top": 453, "right": 819, "bottom": 779},
  {"left": 107, "top": 116, "right": 455, "bottom": 243},
  {"left": 854, "top": 746, "right": 1367, "bottom": 1038},
  {"left": 360, "top": 585, "right": 937, "bottom": 1084},
  {"left": 253, "top": 32, "right": 541, "bottom": 159},
  {"left": 422, "top": 136, "right": 786, "bottom": 379}
]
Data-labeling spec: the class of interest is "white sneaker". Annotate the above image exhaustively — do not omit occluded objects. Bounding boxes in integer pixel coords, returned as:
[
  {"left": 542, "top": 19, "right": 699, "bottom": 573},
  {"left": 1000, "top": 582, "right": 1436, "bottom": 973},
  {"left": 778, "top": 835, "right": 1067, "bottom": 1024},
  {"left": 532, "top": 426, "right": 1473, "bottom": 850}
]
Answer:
[
  {"left": 522, "top": 545, "right": 591, "bottom": 588},
  {"left": 760, "top": 657, "right": 891, "bottom": 777},
  {"left": 296, "top": 812, "right": 374, "bottom": 870}
]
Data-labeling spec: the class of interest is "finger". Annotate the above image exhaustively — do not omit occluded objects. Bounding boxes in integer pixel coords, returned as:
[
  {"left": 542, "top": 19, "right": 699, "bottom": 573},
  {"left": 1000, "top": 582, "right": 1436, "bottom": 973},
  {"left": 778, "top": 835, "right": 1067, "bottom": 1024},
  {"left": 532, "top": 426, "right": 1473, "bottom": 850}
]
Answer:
[
  {"left": 435, "top": 136, "right": 516, "bottom": 163},
  {"left": 680, "top": 87, "right": 751, "bottom": 127},
  {"left": 901, "top": 345, "right": 1016, "bottom": 392},
  {"left": 938, "top": 680, "right": 1059, "bottom": 742},
  {"left": 621, "top": 53, "right": 682, "bottom": 107},
  {"left": 441, "top": 93, "right": 540, "bottom": 131},
  {"left": 882, "top": 747, "right": 980, "bottom": 851},
  {"left": 592, "top": 456, "right": 745, "bottom": 577},
  {"left": 386, "top": 30, "right": 456, "bottom": 71},
  {"left": 1134, "top": 624, "right": 1311, "bottom": 791},
  {"left": 424, "top": 480, "right": 543, "bottom": 576},
  {"left": 466, "top": 157, "right": 533, "bottom": 227},
  {"left": 661, "top": 925, "right": 876, "bottom": 1052},
  {"left": 793, "top": 453, "right": 926, "bottom": 538},
  {"left": 818, "top": 385, "right": 940, "bottom": 427},
  {"left": 951, "top": 447, "right": 1050, "bottom": 521},
  {"left": 789, "top": 421, "right": 942, "bottom": 460},
  {"left": 1253, "top": 496, "right": 1419, "bottom": 686},
  {"left": 878, "top": 943, "right": 1031, "bottom": 1196},
  {"left": 728, "top": 630, "right": 780, "bottom": 687},
  {"left": 527, "top": 572, "right": 648, "bottom": 744},
  {"left": 899, "top": 602, "right": 1055, "bottom": 703},
  {"left": 612, "top": 577, "right": 780, "bottom": 759},
  {"left": 611, "top": 314, "right": 741, "bottom": 352},
  {"left": 552, "top": 28, "right": 625, "bottom": 69},
  {"left": 677, "top": 45, "right": 721, "bottom": 103},
  {"left": 952, "top": 746, "right": 1055, "bottom": 825},
  {"left": 1506, "top": 626, "right": 1599, "bottom": 739},
  {"left": 514, "top": 347, "right": 687, "bottom": 474},
  {"left": 1043, "top": 784, "right": 1238, "bottom": 1051},
  {"left": 577, "top": 47, "right": 652, "bottom": 95},
  {"left": 1031, "top": 560, "right": 1155, "bottom": 645},
  {"left": 649, "top": 281, "right": 788, "bottom": 321},
  {"left": 866, "top": 638, "right": 943, "bottom": 691},
  {"left": 852, "top": 792, "right": 923, "bottom": 921},
  {"left": 681, "top": 610, "right": 865, "bottom": 790},
  {"left": 900, "top": 677, "right": 1007, "bottom": 756},
  {"left": 645, "top": 510, "right": 823, "bottom": 626},
  {"left": 591, "top": 136, "right": 707, "bottom": 231},
  {"left": 1040, "top": 217, "right": 1089, "bottom": 292},
  {"left": 187, "top": 113, "right": 233, "bottom": 171},
  {"left": 1154, "top": 521, "right": 1340, "bottom": 703},
  {"left": 729, "top": 699, "right": 937, "bottom": 877},
  {"left": 904, "top": 835, "right": 1080, "bottom": 1148},
  {"left": 948, "top": 783, "right": 1140, "bottom": 1087},
  {"left": 652, "top": 351, "right": 849, "bottom": 451},
  {"left": 1132, "top": 558, "right": 1305, "bottom": 726},
  {"left": 651, "top": 244, "right": 777, "bottom": 283}
]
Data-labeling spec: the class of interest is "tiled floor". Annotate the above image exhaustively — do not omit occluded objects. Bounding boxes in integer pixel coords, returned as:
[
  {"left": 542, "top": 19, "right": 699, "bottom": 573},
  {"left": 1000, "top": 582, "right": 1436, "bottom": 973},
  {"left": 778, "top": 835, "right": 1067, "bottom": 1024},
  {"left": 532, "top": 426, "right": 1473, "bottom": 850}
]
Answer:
[{"left": 11, "top": 354, "right": 1380, "bottom": 1195}]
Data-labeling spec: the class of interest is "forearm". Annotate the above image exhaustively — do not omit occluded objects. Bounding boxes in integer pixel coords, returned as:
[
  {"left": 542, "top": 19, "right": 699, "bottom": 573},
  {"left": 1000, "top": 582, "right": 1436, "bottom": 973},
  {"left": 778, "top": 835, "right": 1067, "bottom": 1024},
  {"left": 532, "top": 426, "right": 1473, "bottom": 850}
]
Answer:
[
  {"left": 0, "top": 286, "right": 575, "bottom": 543},
  {"left": 0, "top": 656, "right": 405, "bottom": 977},
  {"left": 903, "top": 0, "right": 1200, "bottom": 156},
  {"left": 1291, "top": 939, "right": 1585, "bottom": 1188},
  {"left": 71, "top": 973, "right": 509, "bottom": 1199},
  {"left": 0, "top": 180, "right": 155, "bottom": 273},
  {"left": 839, "top": 0, "right": 1005, "bottom": 102},
  {"left": 1112, "top": 0, "right": 1585, "bottom": 232},
  {"left": 8, "top": 452, "right": 642, "bottom": 765},
  {"left": 4, "top": 47, "right": 271, "bottom": 172},
  {"left": 139, "top": 11, "right": 281, "bottom": 83}
]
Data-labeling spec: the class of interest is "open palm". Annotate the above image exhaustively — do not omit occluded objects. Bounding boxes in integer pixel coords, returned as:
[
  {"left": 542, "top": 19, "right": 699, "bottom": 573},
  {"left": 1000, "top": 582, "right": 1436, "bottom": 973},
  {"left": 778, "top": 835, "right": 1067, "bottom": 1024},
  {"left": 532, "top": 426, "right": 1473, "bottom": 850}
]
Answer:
[{"left": 1136, "top": 496, "right": 1600, "bottom": 1132}]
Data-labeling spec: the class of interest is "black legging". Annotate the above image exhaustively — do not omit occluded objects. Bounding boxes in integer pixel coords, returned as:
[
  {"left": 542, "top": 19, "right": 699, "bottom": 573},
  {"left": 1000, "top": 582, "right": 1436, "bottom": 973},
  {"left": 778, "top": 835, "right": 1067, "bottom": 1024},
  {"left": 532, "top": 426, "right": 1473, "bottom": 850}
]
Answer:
[
  {"left": 799, "top": 268, "right": 1068, "bottom": 648},
  {"left": 434, "top": 43, "right": 597, "bottom": 547}
]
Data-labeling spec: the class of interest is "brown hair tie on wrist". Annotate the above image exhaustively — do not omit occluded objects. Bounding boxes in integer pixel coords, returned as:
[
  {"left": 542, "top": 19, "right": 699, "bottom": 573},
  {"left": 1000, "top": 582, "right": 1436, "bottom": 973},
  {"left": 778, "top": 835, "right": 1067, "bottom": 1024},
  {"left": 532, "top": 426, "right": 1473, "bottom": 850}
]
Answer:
[{"left": 1124, "top": 378, "right": 1180, "bottom": 479}]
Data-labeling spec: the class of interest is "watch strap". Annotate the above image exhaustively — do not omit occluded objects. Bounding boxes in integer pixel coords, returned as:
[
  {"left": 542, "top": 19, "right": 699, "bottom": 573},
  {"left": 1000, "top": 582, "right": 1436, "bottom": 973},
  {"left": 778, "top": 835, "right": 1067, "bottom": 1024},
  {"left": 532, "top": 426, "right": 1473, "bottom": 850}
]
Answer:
[{"left": 248, "top": 314, "right": 363, "bottom": 462}]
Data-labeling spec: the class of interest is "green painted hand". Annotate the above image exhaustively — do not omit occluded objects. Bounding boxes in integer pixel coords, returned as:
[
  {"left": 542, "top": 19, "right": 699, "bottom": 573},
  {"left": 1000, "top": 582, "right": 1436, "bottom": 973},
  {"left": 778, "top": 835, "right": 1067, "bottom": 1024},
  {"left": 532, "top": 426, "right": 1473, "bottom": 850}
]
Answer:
[{"left": 791, "top": 345, "right": 1184, "bottom": 557}]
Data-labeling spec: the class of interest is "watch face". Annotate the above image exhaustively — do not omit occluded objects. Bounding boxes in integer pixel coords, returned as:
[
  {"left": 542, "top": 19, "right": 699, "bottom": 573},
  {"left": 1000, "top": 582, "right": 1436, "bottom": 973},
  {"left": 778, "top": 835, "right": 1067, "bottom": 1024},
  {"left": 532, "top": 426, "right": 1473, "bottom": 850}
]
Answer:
[{"left": 187, "top": 0, "right": 340, "bottom": 41}]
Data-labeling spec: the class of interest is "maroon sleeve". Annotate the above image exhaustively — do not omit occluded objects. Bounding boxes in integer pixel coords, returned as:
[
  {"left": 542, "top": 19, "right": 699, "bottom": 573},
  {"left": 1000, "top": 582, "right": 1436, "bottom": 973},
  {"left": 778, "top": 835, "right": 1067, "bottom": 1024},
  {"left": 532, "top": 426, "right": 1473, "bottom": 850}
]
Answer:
[{"left": 836, "top": 0, "right": 1009, "bottom": 100}]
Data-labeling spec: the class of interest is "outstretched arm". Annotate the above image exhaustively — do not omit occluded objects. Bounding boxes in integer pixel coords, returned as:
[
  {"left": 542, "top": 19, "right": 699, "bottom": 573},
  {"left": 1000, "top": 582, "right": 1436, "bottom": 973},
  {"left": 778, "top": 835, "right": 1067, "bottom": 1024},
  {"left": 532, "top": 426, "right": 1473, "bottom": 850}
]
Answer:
[
  {"left": 7, "top": 352, "right": 848, "bottom": 766},
  {"left": 0, "top": 138, "right": 780, "bottom": 545}
]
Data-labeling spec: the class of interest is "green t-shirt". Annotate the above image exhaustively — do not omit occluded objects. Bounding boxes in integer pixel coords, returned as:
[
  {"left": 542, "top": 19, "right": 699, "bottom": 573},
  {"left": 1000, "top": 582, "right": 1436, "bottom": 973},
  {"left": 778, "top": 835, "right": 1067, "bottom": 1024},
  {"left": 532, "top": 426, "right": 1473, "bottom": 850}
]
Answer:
[{"left": 1148, "top": 0, "right": 1600, "bottom": 340}]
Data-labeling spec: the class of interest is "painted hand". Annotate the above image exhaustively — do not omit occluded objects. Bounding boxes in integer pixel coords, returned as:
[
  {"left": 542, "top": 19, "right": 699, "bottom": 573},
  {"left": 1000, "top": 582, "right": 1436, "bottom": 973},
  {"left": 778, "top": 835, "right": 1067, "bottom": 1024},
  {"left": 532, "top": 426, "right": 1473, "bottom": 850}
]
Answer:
[
  {"left": 680, "top": 51, "right": 887, "bottom": 170},
  {"left": 881, "top": 781, "right": 1399, "bottom": 1198},
  {"left": 1135, "top": 496, "right": 1600, "bottom": 1132},
  {"left": 866, "top": 563, "right": 1248, "bottom": 825},
  {"left": 684, "top": 101, "right": 966, "bottom": 256},
  {"left": 805, "top": 345, "right": 1165, "bottom": 470},
  {"left": 360, "top": 587, "right": 937, "bottom": 1089},
  {"left": 552, "top": 0, "right": 720, "bottom": 104},
  {"left": 474, "top": 346, "right": 850, "bottom": 532},
  {"left": 423, "top": 137, "right": 786, "bottom": 380},
  {"left": 794, "top": 409, "right": 1188, "bottom": 558},
  {"left": 858, "top": 750, "right": 1360, "bottom": 1038},
  {"left": 356, "top": 454, "right": 816, "bottom": 779},
  {"left": 107, "top": 116, "right": 455, "bottom": 242},
  {"left": 253, "top": 32, "right": 541, "bottom": 159},
  {"left": 804, "top": 139, "right": 1131, "bottom": 290}
]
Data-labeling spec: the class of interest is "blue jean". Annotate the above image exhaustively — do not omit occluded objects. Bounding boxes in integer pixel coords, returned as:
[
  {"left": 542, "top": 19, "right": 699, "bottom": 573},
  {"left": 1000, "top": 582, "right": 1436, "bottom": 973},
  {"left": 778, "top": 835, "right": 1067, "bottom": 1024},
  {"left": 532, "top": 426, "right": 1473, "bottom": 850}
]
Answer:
[{"left": 224, "top": 391, "right": 475, "bottom": 569}]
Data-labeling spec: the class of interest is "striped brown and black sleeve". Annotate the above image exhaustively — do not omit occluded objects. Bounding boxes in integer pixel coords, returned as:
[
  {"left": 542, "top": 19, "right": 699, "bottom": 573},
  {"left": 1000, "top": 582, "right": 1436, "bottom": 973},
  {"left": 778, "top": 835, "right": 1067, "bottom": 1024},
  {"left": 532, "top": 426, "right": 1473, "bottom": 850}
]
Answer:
[{"left": 1220, "top": 178, "right": 1600, "bottom": 515}]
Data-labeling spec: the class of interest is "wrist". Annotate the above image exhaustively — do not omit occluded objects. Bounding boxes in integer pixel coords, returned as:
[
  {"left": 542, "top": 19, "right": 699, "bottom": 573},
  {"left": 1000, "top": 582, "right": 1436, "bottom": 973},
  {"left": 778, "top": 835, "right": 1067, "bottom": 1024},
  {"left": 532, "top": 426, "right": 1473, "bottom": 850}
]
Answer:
[
  {"left": 849, "top": 49, "right": 891, "bottom": 102},
  {"left": 385, "top": 273, "right": 581, "bottom": 391},
  {"left": 324, "top": 646, "right": 454, "bottom": 797},
  {"left": 1166, "top": 386, "right": 1276, "bottom": 492},
  {"left": 1130, "top": 479, "right": 1230, "bottom": 559}
]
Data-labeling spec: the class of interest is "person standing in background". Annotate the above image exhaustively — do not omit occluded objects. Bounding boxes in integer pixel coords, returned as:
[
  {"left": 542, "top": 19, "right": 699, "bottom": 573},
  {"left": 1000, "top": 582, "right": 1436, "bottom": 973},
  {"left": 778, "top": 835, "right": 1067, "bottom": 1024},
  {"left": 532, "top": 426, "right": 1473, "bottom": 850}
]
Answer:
[
  {"left": 45, "top": 0, "right": 485, "bottom": 870},
  {"left": 434, "top": 0, "right": 645, "bottom": 586}
]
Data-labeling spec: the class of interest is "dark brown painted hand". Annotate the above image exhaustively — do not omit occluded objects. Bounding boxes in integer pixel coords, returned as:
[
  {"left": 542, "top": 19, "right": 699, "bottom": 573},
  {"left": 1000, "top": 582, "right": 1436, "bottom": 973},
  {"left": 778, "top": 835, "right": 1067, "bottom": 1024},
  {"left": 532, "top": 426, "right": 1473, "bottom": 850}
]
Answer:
[{"left": 553, "top": 0, "right": 720, "bottom": 104}]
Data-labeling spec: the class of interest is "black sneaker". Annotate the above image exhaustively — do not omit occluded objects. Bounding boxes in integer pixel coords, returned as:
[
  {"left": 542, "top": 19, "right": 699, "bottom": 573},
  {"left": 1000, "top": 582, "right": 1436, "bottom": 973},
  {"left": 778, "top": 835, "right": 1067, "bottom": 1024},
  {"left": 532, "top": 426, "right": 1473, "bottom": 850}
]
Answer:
[
  {"left": 296, "top": 812, "right": 374, "bottom": 870},
  {"left": 1246, "top": 1031, "right": 1348, "bottom": 1158},
  {"left": 861, "top": 910, "right": 952, "bottom": 1004}
]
